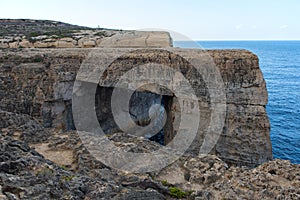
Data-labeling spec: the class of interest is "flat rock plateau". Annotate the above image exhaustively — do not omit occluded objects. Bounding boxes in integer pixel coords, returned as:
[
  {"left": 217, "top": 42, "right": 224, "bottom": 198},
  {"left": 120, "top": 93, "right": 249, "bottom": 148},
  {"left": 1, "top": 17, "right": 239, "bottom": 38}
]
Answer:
[{"left": 0, "top": 19, "right": 299, "bottom": 200}]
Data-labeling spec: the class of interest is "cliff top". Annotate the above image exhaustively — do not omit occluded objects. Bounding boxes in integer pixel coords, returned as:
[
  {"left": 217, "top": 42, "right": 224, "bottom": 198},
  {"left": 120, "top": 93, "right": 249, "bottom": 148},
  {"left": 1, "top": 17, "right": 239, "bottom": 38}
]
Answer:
[
  {"left": 0, "top": 19, "right": 105, "bottom": 37},
  {"left": 0, "top": 19, "right": 172, "bottom": 48}
]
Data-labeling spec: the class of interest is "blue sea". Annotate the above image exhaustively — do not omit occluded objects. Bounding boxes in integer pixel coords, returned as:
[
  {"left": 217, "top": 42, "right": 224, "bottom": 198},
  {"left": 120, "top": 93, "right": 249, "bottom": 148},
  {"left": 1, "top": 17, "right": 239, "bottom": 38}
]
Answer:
[{"left": 175, "top": 41, "right": 300, "bottom": 164}]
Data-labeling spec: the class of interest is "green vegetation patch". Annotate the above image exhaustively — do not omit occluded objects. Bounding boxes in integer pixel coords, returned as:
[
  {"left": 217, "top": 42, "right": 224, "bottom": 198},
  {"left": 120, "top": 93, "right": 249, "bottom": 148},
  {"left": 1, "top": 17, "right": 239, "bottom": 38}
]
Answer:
[
  {"left": 26, "top": 29, "right": 78, "bottom": 42},
  {"left": 169, "top": 187, "right": 187, "bottom": 198}
]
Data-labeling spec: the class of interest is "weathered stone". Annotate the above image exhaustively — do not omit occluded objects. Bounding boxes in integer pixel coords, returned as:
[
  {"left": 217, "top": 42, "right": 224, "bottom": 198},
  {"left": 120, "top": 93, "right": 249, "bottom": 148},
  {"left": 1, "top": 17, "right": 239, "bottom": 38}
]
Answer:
[
  {"left": 0, "top": 135, "right": 122, "bottom": 199},
  {"left": 33, "top": 41, "right": 51, "bottom": 48},
  {"left": 78, "top": 38, "right": 96, "bottom": 48},
  {"left": 19, "top": 40, "right": 33, "bottom": 48},
  {"left": 0, "top": 48, "right": 271, "bottom": 167},
  {"left": 0, "top": 19, "right": 172, "bottom": 49},
  {"left": 55, "top": 37, "right": 76, "bottom": 48},
  {"left": 98, "top": 31, "right": 172, "bottom": 47},
  {"left": 8, "top": 42, "right": 18, "bottom": 48},
  {"left": 0, "top": 19, "right": 299, "bottom": 200},
  {"left": 0, "top": 110, "right": 49, "bottom": 143},
  {"left": 0, "top": 117, "right": 299, "bottom": 199},
  {"left": 0, "top": 42, "right": 9, "bottom": 48}
]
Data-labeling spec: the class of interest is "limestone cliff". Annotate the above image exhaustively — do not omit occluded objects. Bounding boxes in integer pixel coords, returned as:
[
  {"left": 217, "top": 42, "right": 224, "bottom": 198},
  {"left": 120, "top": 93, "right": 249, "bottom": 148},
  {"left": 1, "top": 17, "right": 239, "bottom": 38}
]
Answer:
[
  {"left": 0, "top": 47, "right": 272, "bottom": 167},
  {"left": 1, "top": 19, "right": 298, "bottom": 200}
]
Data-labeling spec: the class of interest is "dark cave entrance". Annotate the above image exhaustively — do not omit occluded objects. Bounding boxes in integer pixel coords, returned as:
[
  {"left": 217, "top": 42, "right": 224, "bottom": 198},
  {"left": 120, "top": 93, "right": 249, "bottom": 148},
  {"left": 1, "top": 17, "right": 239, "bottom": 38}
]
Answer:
[
  {"left": 95, "top": 86, "right": 177, "bottom": 145},
  {"left": 146, "top": 95, "right": 174, "bottom": 145}
]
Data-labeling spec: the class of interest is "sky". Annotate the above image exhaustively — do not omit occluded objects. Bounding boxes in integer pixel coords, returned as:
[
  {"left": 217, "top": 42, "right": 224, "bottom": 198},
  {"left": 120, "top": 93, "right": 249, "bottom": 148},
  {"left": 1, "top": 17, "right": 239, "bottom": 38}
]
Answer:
[{"left": 1, "top": 0, "right": 299, "bottom": 40}]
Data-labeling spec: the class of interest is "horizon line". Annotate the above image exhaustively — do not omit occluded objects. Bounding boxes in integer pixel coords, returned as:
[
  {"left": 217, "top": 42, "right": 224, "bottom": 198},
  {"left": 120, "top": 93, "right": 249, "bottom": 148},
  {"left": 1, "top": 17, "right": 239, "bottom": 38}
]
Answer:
[{"left": 175, "top": 39, "right": 300, "bottom": 42}]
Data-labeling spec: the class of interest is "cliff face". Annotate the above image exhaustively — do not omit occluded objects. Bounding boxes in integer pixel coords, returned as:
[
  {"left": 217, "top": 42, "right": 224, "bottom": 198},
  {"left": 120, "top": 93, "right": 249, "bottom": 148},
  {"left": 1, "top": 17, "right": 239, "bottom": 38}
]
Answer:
[
  {"left": 211, "top": 51, "right": 271, "bottom": 166},
  {"left": 0, "top": 18, "right": 272, "bottom": 165},
  {"left": 0, "top": 47, "right": 272, "bottom": 167}
]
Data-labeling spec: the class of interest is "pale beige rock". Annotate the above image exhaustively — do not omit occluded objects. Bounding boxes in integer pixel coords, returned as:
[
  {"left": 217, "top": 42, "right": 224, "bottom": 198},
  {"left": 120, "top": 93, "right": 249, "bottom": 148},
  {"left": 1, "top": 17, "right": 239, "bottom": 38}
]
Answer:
[
  {"left": 0, "top": 42, "right": 8, "bottom": 48},
  {"left": 97, "top": 31, "right": 172, "bottom": 47},
  {"left": 78, "top": 39, "right": 96, "bottom": 48},
  {"left": 8, "top": 42, "right": 18, "bottom": 48},
  {"left": 0, "top": 28, "right": 172, "bottom": 48},
  {"left": 19, "top": 40, "right": 33, "bottom": 48},
  {"left": 33, "top": 41, "right": 51, "bottom": 48},
  {"left": 30, "top": 142, "right": 74, "bottom": 166},
  {"left": 56, "top": 40, "right": 76, "bottom": 48}
]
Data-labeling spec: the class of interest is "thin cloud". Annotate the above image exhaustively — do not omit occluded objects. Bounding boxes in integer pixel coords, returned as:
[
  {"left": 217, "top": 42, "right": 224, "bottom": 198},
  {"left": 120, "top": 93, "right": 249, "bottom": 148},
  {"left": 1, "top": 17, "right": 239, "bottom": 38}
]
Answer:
[{"left": 280, "top": 25, "right": 288, "bottom": 29}]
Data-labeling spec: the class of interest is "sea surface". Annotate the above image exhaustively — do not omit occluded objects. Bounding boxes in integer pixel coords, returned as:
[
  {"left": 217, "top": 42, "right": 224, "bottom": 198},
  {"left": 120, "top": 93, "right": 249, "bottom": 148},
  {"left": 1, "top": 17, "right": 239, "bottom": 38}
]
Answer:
[{"left": 174, "top": 41, "right": 300, "bottom": 164}]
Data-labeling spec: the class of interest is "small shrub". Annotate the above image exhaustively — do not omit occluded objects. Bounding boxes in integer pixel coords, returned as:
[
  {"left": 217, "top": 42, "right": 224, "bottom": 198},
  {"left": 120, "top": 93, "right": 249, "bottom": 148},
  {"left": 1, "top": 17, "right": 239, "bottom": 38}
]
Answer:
[
  {"left": 169, "top": 187, "right": 186, "bottom": 198},
  {"left": 29, "top": 32, "right": 41, "bottom": 37}
]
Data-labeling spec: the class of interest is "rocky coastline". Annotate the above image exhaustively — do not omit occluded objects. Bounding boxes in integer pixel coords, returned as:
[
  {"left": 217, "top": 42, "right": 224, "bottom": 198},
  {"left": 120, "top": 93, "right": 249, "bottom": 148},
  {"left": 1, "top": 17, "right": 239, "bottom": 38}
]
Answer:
[{"left": 0, "top": 19, "right": 299, "bottom": 199}]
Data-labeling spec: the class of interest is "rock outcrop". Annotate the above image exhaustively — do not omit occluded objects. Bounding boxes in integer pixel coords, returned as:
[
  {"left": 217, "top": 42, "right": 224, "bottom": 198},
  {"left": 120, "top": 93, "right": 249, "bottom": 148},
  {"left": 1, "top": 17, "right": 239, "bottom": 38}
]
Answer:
[
  {"left": 0, "top": 119, "right": 299, "bottom": 199},
  {"left": 0, "top": 47, "right": 272, "bottom": 167},
  {"left": 0, "top": 19, "right": 172, "bottom": 48}
]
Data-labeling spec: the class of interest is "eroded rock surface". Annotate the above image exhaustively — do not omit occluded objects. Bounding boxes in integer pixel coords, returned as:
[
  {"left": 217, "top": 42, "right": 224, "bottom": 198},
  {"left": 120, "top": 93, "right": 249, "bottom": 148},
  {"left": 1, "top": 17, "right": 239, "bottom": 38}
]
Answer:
[
  {"left": 0, "top": 19, "right": 172, "bottom": 48},
  {"left": 0, "top": 20, "right": 288, "bottom": 199},
  {"left": 0, "top": 120, "right": 299, "bottom": 199},
  {"left": 0, "top": 48, "right": 271, "bottom": 167}
]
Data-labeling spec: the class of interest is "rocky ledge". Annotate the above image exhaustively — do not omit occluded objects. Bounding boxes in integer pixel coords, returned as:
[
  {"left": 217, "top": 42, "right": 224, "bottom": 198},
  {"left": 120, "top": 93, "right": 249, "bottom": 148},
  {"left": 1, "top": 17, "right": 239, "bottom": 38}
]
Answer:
[
  {"left": 0, "top": 19, "right": 172, "bottom": 48},
  {"left": 0, "top": 112, "right": 299, "bottom": 199}
]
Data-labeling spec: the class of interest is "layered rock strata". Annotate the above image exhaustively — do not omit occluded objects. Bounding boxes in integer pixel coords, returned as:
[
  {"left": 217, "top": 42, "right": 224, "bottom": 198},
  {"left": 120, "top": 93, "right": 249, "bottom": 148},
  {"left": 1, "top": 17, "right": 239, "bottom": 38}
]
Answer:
[{"left": 0, "top": 48, "right": 272, "bottom": 167}]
